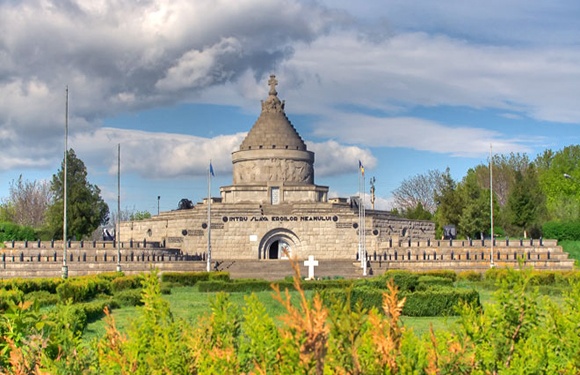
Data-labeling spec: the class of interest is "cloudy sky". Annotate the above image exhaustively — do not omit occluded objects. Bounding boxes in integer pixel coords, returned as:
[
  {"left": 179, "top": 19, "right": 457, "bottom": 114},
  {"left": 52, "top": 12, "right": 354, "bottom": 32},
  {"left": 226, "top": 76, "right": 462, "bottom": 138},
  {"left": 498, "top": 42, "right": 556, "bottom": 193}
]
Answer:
[{"left": 1, "top": 0, "right": 579, "bottom": 213}]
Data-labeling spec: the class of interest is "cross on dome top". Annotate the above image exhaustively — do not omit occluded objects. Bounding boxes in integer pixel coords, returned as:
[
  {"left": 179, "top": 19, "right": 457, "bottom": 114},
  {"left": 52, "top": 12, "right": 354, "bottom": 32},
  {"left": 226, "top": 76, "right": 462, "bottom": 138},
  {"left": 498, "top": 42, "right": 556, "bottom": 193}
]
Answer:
[
  {"left": 268, "top": 75, "right": 278, "bottom": 96},
  {"left": 261, "top": 74, "right": 285, "bottom": 113}
]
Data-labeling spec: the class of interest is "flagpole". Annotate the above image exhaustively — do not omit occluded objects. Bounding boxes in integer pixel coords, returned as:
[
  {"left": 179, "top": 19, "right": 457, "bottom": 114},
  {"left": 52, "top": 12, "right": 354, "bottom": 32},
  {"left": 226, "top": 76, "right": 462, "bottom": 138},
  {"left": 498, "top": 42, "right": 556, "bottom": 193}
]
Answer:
[
  {"left": 358, "top": 162, "right": 362, "bottom": 268},
  {"left": 490, "top": 144, "right": 494, "bottom": 268},
  {"left": 62, "top": 86, "right": 68, "bottom": 279},
  {"left": 362, "top": 170, "right": 367, "bottom": 276},
  {"left": 116, "top": 143, "right": 122, "bottom": 272},
  {"left": 207, "top": 161, "right": 212, "bottom": 272}
]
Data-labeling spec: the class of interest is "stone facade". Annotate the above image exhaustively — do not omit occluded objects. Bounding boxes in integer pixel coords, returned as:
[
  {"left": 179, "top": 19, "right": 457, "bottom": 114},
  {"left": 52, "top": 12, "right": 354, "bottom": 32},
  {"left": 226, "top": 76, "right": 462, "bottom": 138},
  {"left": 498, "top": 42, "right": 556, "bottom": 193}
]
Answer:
[{"left": 119, "top": 75, "right": 435, "bottom": 260}]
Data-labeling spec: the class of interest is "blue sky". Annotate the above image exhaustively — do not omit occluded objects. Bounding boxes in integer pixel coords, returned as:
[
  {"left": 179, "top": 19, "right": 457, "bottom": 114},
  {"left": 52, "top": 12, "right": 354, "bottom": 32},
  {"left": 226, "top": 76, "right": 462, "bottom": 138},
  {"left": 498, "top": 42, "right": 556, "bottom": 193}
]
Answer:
[{"left": 0, "top": 0, "right": 579, "bottom": 214}]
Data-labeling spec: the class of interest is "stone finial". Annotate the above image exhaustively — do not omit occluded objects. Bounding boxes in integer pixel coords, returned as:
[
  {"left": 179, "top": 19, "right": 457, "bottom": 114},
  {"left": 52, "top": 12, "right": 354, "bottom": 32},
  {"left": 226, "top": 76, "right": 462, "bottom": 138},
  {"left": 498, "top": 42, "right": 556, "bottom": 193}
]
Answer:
[
  {"left": 268, "top": 75, "right": 278, "bottom": 96},
  {"left": 261, "top": 74, "right": 285, "bottom": 113}
]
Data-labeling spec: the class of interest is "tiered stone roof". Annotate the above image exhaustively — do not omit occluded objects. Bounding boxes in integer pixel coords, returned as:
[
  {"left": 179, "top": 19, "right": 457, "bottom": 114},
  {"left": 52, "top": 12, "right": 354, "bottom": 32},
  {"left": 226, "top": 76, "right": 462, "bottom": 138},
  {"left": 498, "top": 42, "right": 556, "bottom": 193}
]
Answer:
[{"left": 239, "top": 75, "right": 307, "bottom": 151}]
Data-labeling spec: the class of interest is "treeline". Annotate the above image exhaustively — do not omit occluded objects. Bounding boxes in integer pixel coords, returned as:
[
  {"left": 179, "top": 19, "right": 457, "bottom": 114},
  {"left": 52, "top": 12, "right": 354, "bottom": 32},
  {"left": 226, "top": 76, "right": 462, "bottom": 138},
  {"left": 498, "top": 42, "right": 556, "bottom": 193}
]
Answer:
[
  {"left": 0, "top": 149, "right": 151, "bottom": 243},
  {"left": 392, "top": 145, "right": 580, "bottom": 240}
]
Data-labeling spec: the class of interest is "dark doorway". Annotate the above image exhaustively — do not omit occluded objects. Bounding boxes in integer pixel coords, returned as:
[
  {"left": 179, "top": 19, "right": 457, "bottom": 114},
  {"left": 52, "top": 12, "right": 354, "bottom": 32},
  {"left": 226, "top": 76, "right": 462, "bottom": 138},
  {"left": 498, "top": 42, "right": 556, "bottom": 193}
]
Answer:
[{"left": 269, "top": 241, "right": 279, "bottom": 259}]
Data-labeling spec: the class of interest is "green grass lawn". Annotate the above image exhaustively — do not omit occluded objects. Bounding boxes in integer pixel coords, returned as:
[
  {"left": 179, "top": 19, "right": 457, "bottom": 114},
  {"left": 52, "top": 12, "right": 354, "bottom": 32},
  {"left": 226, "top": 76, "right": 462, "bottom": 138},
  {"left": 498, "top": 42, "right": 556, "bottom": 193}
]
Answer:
[
  {"left": 83, "top": 279, "right": 571, "bottom": 343},
  {"left": 561, "top": 240, "right": 580, "bottom": 265},
  {"left": 84, "top": 287, "right": 314, "bottom": 342}
]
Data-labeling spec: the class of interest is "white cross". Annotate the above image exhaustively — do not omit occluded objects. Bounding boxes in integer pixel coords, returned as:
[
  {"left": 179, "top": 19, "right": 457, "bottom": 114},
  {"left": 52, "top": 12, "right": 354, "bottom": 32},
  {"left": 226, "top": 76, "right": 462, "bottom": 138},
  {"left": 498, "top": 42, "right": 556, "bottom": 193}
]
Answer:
[{"left": 304, "top": 255, "right": 319, "bottom": 280}]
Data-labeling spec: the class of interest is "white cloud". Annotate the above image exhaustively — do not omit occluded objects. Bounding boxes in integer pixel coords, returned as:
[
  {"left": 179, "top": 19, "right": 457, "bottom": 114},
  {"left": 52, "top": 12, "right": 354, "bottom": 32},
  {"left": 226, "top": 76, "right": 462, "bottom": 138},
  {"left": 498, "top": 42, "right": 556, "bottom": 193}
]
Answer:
[
  {"left": 70, "top": 128, "right": 377, "bottom": 180},
  {"left": 311, "top": 113, "right": 537, "bottom": 157},
  {"left": 307, "top": 140, "right": 376, "bottom": 177},
  {"left": 1, "top": 0, "right": 579, "bottom": 176}
]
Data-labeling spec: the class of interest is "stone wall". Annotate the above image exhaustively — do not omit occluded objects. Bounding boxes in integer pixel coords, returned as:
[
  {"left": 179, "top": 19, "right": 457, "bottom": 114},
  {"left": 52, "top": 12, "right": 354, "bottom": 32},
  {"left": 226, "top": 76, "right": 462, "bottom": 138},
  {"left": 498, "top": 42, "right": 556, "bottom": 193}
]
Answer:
[{"left": 119, "top": 202, "right": 435, "bottom": 260}]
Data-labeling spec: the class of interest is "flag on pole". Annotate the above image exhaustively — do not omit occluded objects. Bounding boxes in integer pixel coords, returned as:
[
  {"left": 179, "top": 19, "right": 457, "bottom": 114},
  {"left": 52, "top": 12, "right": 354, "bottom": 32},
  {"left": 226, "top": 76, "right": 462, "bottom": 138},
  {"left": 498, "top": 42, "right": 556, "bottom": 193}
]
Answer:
[
  {"left": 210, "top": 162, "right": 215, "bottom": 177},
  {"left": 358, "top": 160, "right": 364, "bottom": 175}
]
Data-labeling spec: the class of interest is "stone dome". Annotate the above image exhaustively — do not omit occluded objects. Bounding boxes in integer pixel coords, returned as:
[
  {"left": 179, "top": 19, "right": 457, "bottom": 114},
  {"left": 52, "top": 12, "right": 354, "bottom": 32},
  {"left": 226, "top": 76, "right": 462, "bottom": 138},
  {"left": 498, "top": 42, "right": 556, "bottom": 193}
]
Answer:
[
  {"left": 239, "top": 75, "right": 307, "bottom": 152},
  {"left": 220, "top": 75, "right": 328, "bottom": 205}
]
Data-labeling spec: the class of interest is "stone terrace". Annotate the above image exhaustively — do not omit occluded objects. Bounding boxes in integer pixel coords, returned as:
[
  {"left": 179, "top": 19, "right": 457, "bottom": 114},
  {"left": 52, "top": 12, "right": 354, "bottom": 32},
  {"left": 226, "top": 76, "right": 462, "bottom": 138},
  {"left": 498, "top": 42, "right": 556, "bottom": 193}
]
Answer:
[{"left": 0, "top": 238, "right": 574, "bottom": 279}]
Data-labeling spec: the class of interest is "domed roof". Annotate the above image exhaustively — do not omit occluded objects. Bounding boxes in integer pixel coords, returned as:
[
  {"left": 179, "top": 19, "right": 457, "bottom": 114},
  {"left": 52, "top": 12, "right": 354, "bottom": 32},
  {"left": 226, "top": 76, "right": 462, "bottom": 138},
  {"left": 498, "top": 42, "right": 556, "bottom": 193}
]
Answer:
[{"left": 239, "top": 75, "right": 307, "bottom": 151}]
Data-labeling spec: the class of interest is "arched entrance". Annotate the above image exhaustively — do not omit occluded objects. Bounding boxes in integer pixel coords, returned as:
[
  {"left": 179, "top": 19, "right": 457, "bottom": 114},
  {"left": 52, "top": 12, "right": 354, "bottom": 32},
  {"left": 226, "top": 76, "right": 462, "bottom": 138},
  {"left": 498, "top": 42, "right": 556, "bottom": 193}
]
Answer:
[{"left": 259, "top": 229, "right": 300, "bottom": 259}]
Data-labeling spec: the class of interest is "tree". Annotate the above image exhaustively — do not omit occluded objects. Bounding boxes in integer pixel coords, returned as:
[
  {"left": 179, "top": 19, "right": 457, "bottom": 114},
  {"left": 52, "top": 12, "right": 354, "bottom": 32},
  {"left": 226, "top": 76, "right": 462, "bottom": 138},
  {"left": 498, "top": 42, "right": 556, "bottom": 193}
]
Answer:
[
  {"left": 457, "top": 170, "right": 496, "bottom": 239},
  {"left": 504, "top": 165, "right": 545, "bottom": 237},
  {"left": 131, "top": 210, "right": 151, "bottom": 221},
  {"left": 4, "top": 175, "right": 52, "bottom": 228},
  {"left": 45, "top": 149, "right": 109, "bottom": 240},
  {"left": 535, "top": 145, "right": 580, "bottom": 221},
  {"left": 433, "top": 168, "right": 463, "bottom": 236},
  {"left": 472, "top": 153, "right": 531, "bottom": 208},
  {"left": 400, "top": 202, "right": 433, "bottom": 221},
  {"left": 392, "top": 169, "right": 444, "bottom": 214}
]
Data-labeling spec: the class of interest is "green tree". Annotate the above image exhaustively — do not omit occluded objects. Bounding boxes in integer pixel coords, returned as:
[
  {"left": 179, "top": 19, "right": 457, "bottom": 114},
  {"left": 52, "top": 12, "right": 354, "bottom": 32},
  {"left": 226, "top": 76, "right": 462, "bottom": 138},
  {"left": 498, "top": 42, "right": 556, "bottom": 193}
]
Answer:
[
  {"left": 130, "top": 210, "right": 152, "bottom": 221},
  {"left": 434, "top": 168, "right": 463, "bottom": 237},
  {"left": 401, "top": 202, "right": 433, "bottom": 221},
  {"left": 457, "top": 170, "right": 494, "bottom": 239},
  {"left": 45, "top": 149, "right": 109, "bottom": 240},
  {"left": 535, "top": 145, "right": 580, "bottom": 221},
  {"left": 504, "top": 165, "right": 545, "bottom": 237}
]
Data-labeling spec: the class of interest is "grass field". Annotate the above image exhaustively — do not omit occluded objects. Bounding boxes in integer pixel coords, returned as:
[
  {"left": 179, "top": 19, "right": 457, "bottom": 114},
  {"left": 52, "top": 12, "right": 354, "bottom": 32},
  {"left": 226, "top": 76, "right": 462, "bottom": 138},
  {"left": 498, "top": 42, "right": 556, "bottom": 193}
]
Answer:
[
  {"left": 84, "top": 278, "right": 567, "bottom": 342},
  {"left": 561, "top": 240, "right": 580, "bottom": 264}
]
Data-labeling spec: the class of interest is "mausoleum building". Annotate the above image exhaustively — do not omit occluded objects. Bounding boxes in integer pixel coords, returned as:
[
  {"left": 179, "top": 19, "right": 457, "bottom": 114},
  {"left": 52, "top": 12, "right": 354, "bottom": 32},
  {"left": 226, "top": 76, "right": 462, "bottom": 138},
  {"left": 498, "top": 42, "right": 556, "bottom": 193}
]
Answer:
[{"left": 119, "top": 76, "right": 435, "bottom": 261}]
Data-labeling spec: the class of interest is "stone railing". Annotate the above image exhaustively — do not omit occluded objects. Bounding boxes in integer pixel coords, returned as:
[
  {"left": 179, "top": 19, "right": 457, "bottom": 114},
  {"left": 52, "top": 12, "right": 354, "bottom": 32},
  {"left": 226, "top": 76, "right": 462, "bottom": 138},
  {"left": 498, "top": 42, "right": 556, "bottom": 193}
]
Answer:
[
  {"left": 383, "top": 238, "right": 555, "bottom": 248},
  {"left": 0, "top": 249, "right": 206, "bottom": 266},
  {"left": 3, "top": 239, "right": 164, "bottom": 250}
]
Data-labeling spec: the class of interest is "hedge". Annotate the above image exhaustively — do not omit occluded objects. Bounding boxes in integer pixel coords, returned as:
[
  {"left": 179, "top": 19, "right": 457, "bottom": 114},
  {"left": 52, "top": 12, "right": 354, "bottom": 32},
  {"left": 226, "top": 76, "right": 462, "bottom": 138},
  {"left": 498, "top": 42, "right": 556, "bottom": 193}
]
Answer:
[
  {"left": 56, "top": 277, "right": 112, "bottom": 303},
  {"left": 111, "top": 275, "right": 144, "bottom": 292},
  {"left": 197, "top": 279, "right": 351, "bottom": 293},
  {"left": 0, "top": 277, "right": 63, "bottom": 294},
  {"left": 0, "top": 288, "right": 23, "bottom": 311},
  {"left": 416, "top": 276, "right": 454, "bottom": 291},
  {"left": 458, "top": 271, "right": 482, "bottom": 282},
  {"left": 0, "top": 222, "right": 36, "bottom": 242},
  {"left": 24, "top": 290, "right": 58, "bottom": 307},
  {"left": 322, "top": 287, "right": 480, "bottom": 317},
  {"left": 401, "top": 288, "right": 480, "bottom": 316},
  {"left": 543, "top": 220, "right": 580, "bottom": 241},
  {"left": 114, "top": 289, "right": 144, "bottom": 307},
  {"left": 161, "top": 271, "right": 231, "bottom": 286}
]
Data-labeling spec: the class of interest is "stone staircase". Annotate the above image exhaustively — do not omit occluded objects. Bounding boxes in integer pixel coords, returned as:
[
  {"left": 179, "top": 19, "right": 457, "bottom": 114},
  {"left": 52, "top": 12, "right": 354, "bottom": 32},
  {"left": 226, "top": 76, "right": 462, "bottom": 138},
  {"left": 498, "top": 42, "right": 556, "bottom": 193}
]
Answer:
[{"left": 215, "top": 259, "right": 362, "bottom": 280}]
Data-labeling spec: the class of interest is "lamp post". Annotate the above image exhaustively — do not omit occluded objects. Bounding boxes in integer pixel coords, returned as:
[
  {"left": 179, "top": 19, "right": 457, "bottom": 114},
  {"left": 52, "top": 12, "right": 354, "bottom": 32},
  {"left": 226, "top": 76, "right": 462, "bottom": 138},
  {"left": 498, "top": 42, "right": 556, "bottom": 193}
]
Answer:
[{"left": 157, "top": 196, "right": 160, "bottom": 216}]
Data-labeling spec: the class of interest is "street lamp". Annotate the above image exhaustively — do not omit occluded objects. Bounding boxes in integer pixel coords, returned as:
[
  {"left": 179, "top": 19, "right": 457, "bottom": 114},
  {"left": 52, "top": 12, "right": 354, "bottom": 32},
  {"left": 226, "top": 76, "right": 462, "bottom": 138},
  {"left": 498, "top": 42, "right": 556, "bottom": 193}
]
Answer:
[{"left": 157, "top": 196, "right": 160, "bottom": 215}]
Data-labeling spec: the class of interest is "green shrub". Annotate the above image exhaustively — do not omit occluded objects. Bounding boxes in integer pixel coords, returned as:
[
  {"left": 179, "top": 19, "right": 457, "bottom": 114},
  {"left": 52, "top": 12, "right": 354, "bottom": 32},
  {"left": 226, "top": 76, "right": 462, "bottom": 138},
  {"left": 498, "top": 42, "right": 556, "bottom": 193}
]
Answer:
[
  {"left": 401, "top": 288, "right": 480, "bottom": 316},
  {"left": 93, "top": 272, "right": 125, "bottom": 281},
  {"left": 198, "top": 279, "right": 350, "bottom": 293},
  {"left": 484, "top": 268, "right": 509, "bottom": 282},
  {"left": 0, "top": 289, "right": 23, "bottom": 311},
  {"left": 543, "top": 220, "right": 580, "bottom": 241},
  {"left": 322, "top": 286, "right": 479, "bottom": 317},
  {"left": 161, "top": 271, "right": 210, "bottom": 286},
  {"left": 56, "top": 277, "right": 112, "bottom": 303},
  {"left": 114, "top": 289, "right": 144, "bottom": 306},
  {"left": 81, "top": 299, "right": 119, "bottom": 322},
  {"left": 529, "top": 271, "right": 556, "bottom": 286},
  {"left": 418, "top": 270, "right": 457, "bottom": 282},
  {"left": 198, "top": 280, "right": 285, "bottom": 293},
  {"left": 379, "top": 270, "right": 420, "bottom": 291},
  {"left": 209, "top": 271, "right": 231, "bottom": 282},
  {"left": 24, "top": 290, "right": 58, "bottom": 307},
  {"left": 0, "top": 277, "right": 63, "bottom": 294},
  {"left": 416, "top": 276, "right": 454, "bottom": 290},
  {"left": 0, "top": 222, "right": 36, "bottom": 242},
  {"left": 160, "top": 282, "right": 173, "bottom": 295},
  {"left": 458, "top": 271, "right": 482, "bottom": 282},
  {"left": 111, "top": 275, "right": 143, "bottom": 292}
]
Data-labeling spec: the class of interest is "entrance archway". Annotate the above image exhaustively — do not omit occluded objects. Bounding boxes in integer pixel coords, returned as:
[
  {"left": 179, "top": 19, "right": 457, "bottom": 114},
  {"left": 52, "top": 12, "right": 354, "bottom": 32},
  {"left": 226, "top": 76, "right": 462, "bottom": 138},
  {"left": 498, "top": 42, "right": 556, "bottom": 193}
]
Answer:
[{"left": 259, "top": 229, "right": 300, "bottom": 260}]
